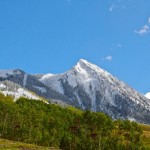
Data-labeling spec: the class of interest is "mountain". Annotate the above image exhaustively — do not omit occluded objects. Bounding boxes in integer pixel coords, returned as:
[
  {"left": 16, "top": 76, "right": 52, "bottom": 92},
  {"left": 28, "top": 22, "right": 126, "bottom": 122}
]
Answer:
[
  {"left": 0, "top": 60, "right": 150, "bottom": 124},
  {"left": 37, "top": 59, "right": 150, "bottom": 123},
  {"left": 0, "top": 69, "right": 72, "bottom": 104}
]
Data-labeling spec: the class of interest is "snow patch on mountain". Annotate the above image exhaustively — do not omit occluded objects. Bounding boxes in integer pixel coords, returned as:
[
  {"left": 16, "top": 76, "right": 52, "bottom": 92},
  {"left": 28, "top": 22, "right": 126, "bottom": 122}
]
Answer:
[
  {"left": 0, "top": 83, "right": 6, "bottom": 89},
  {"left": 40, "top": 74, "right": 64, "bottom": 94},
  {"left": 0, "top": 81, "right": 40, "bottom": 100},
  {"left": 41, "top": 73, "right": 54, "bottom": 79},
  {"left": 145, "top": 92, "right": 150, "bottom": 99}
]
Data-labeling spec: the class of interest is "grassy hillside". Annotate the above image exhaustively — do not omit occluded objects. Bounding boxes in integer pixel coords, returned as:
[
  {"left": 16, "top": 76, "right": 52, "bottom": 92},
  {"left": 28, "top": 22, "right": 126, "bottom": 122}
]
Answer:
[
  {"left": 141, "top": 124, "right": 150, "bottom": 149},
  {"left": 0, "top": 138, "right": 60, "bottom": 150}
]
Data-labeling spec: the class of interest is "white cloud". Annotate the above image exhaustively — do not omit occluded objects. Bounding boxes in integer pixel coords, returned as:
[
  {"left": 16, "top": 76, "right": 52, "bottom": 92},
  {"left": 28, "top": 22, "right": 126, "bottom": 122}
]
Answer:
[
  {"left": 135, "top": 25, "right": 149, "bottom": 35},
  {"left": 105, "top": 56, "right": 113, "bottom": 61},
  {"left": 135, "top": 17, "right": 150, "bottom": 35},
  {"left": 109, "top": 5, "right": 116, "bottom": 12},
  {"left": 109, "top": 0, "right": 126, "bottom": 13}
]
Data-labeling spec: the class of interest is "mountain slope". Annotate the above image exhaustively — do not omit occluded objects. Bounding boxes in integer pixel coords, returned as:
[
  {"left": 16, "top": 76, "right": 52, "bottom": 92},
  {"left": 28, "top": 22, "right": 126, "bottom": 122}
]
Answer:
[
  {"left": 0, "top": 80, "right": 40, "bottom": 100},
  {"left": 38, "top": 59, "right": 150, "bottom": 123},
  {"left": 0, "top": 69, "right": 72, "bottom": 104}
]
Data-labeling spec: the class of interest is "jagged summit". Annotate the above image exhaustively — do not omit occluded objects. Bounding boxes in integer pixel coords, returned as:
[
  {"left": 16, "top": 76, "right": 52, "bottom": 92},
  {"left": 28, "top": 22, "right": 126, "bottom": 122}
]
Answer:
[
  {"left": 74, "top": 59, "right": 116, "bottom": 84},
  {"left": 75, "top": 59, "right": 104, "bottom": 72},
  {"left": 77, "top": 59, "right": 96, "bottom": 67}
]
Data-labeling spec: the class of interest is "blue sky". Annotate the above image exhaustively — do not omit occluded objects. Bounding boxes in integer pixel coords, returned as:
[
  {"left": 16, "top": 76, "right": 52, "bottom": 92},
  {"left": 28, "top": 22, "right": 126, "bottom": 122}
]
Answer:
[{"left": 0, "top": 0, "right": 150, "bottom": 93}]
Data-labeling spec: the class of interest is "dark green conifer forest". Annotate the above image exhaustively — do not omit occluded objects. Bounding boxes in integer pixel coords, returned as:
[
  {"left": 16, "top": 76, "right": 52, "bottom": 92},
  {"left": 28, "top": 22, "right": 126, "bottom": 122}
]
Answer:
[{"left": 0, "top": 93, "right": 147, "bottom": 149}]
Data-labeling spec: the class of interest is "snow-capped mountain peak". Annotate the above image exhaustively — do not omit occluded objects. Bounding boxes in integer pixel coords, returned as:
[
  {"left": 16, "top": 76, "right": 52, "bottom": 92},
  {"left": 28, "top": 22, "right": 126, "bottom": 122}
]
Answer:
[
  {"left": 74, "top": 59, "right": 115, "bottom": 84},
  {"left": 38, "top": 59, "right": 150, "bottom": 123},
  {"left": 76, "top": 59, "right": 105, "bottom": 73}
]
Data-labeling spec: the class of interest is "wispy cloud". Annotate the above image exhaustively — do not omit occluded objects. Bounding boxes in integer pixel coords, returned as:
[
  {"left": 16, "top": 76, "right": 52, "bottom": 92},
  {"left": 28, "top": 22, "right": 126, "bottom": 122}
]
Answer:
[
  {"left": 135, "top": 18, "right": 150, "bottom": 35},
  {"left": 135, "top": 25, "right": 149, "bottom": 35},
  {"left": 109, "top": 0, "right": 126, "bottom": 13},
  {"left": 109, "top": 5, "right": 116, "bottom": 12},
  {"left": 117, "top": 44, "right": 122, "bottom": 48},
  {"left": 110, "top": 43, "right": 122, "bottom": 51},
  {"left": 105, "top": 56, "right": 113, "bottom": 61}
]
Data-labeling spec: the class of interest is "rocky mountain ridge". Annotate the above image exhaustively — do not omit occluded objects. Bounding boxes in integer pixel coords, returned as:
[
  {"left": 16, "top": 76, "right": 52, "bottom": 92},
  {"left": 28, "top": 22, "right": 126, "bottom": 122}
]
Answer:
[{"left": 0, "top": 59, "right": 150, "bottom": 123}]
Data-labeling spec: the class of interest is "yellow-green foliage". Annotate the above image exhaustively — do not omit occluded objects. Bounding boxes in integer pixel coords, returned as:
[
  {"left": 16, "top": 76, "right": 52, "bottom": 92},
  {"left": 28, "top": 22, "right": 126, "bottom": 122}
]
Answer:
[
  {"left": 140, "top": 124, "right": 150, "bottom": 149},
  {"left": 67, "top": 105, "right": 83, "bottom": 115}
]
